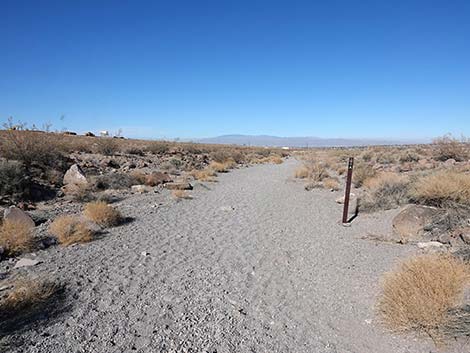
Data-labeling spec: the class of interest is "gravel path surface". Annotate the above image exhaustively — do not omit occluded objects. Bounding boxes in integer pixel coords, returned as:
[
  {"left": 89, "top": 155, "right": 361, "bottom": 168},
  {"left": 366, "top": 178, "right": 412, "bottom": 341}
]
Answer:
[{"left": 4, "top": 159, "right": 457, "bottom": 352}]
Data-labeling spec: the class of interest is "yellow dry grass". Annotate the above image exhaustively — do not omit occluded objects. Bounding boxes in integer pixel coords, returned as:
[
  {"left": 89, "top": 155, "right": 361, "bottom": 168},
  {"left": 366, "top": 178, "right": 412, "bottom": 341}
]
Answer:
[
  {"left": 294, "top": 166, "right": 309, "bottom": 179},
  {"left": 0, "top": 278, "right": 59, "bottom": 320},
  {"left": 171, "top": 190, "right": 192, "bottom": 199},
  {"left": 209, "top": 161, "right": 230, "bottom": 173},
  {"left": 377, "top": 254, "right": 470, "bottom": 340},
  {"left": 191, "top": 169, "right": 217, "bottom": 182},
  {"left": 49, "top": 215, "right": 93, "bottom": 246},
  {"left": 411, "top": 170, "right": 470, "bottom": 207},
  {"left": 268, "top": 156, "right": 283, "bottom": 164},
  {"left": 323, "top": 178, "right": 340, "bottom": 191},
  {"left": 0, "top": 219, "right": 34, "bottom": 256},
  {"left": 83, "top": 201, "right": 122, "bottom": 227},
  {"left": 364, "top": 172, "right": 408, "bottom": 190}
]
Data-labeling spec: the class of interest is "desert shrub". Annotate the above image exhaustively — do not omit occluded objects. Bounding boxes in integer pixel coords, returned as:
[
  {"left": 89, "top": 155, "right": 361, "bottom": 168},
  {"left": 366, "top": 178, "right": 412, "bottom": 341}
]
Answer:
[
  {"left": 146, "top": 142, "right": 170, "bottom": 155},
  {"left": 360, "top": 150, "right": 374, "bottom": 162},
  {"left": 399, "top": 150, "right": 420, "bottom": 163},
  {"left": 299, "top": 160, "right": 329, "bottom": 182},
  {"left": 228, "top": 151, "right": 245, "bottom": 164},
  {"left": 323, "top": 178, "right": 340, "bottom": 191},
  {"left": 95, "top": 138, "right": 119, "bottom": 156},
  {"left": 377, "top": 254, "right": 470, "bottom": 340},
  {"left": 210, "top": 150, "right": 231, "bottom": 163},
  {"left": 83, "top": 201, "right": 122, "bottom": 227},
  {"left": 125, "top": 147, "right": 145, "bottom": 156},
  {"left": 0, "top": 278, "right": 61, "bottom": 329},
  {"left": 129, "top": 170, "right": 147, "bottom": 185},
  {"left": 0, "top": 130, "right": 68, "bottom": 171},
  {"left": 93, "top": 173, "right": 141, "bottom": 190},
  {"left": 411, "top": 170, "right": 470, "bottom": 207},
  {"left": 0, "top": 160, "right": 28, "bottom": 198},
  {"left": 169, "top": 158, "right": 183, "bottom": 169},
  {"left": 171, "top": 190, "right": 192, "bottom": 199},
  {"left": 361, "top": 173, "right": 411, "bottom": 211},
  {"left": 433, "top": 135, "right": 469, "bottom": 162},
  {"left": 49, "top": 215, "right": 93, "bottom": 246},
  {"left": 352, "top": 163, "right": 376, "bottom": 187},
  {"left": 375, "top": 152, "right": 396, "bottom": 165},
  {"left": 0, "top": 220, "right": 34, "bottom": 256}
]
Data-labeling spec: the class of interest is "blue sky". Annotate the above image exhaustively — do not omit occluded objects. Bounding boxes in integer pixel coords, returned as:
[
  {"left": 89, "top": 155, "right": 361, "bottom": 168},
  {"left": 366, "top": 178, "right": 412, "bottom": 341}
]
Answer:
[{"left": 1, "top": 0, "right": 469, "bottom": 140}]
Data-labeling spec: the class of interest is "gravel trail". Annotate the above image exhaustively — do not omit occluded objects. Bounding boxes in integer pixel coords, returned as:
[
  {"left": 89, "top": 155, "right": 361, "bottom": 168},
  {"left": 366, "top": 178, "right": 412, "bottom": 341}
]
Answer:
[{"left": 5, "top": 159, "right": 452, "bottom": 352}]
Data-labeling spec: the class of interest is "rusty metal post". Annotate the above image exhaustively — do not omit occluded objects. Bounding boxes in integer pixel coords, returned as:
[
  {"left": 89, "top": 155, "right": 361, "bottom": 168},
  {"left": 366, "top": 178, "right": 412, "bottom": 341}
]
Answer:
[{"left": 342, "top": 157, "right": 354, "bottom": 224}]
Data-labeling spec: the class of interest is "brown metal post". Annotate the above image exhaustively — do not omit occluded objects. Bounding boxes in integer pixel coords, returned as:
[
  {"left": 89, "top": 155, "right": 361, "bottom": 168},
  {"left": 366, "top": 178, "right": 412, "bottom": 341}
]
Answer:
[{"left": 342, "top": 157, "right": 354, "bottom": 224}]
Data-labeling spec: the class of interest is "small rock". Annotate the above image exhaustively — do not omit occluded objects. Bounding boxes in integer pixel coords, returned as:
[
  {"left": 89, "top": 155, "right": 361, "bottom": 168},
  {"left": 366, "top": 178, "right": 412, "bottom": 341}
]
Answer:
[
  {"left": 220, "top": 206, "right": 235, "bottom": 212},
  {"left": 4, "top": 207, "right": 35, "bottom": 228},
  {"left": 141, "top": 251, "right": 150, "bottom": 257},
  {"left": 417, "top": 241, "right": 446, "bottom": 253},
  {"left": 335, "top": 193, "right": 356, "bottom": 204},
  {"left": 444, "top": 158, "right": 456, "bottom": 166},
  {"left": 63, "top": 164, "right": 88, "bottom": 185},
  {"left": 131, "top": 185, "right": 153, "bottom": 194},
  {"left": 14, "top": 258, "right": 42, "bottom": 269}
]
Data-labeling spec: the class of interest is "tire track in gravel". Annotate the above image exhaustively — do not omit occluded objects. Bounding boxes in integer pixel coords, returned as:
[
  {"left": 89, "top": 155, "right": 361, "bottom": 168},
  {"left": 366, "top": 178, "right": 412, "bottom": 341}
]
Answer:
[{"left": 9, "top": 159, "right": 457, "bottom": 353}]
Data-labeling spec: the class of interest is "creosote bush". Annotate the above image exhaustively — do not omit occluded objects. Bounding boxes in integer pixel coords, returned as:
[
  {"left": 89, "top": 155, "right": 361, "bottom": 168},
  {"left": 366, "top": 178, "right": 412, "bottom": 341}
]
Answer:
[
  {"left": 0, "top": 160, "right": 27, "bottom": 199},
  {"left": 361, "top": 173, "right": 411, "bottom": 211},
  {"left": 433, "top": 135, "right": 469, "bottom": 162},
  {"left": 377, "top": 254, "right": 470, "bottom": 340},
  {"left": 95, "top": 138, "right": 119, "bottom": 156},
  {"left": 352, "top": 163, "right": 376, "bottom": 188},
  {"left": 49, "top": 215, "right": 93, "bottom": 246},
  {"left": 0, "top": 220, "right": 34, "bottom": 256},
  {"left": 83, "top": 201, "right": 122, "bottom": 227}
]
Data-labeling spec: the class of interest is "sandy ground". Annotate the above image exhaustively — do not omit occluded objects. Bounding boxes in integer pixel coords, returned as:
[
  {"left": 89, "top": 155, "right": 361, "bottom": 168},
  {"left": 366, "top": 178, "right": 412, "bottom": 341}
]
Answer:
[{"left": 3, "top": 158, "right": 467, "bottom": 352}]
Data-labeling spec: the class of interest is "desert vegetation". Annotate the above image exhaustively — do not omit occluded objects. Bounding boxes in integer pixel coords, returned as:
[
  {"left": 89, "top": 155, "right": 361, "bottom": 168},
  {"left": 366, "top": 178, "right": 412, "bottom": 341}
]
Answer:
[
  {"left": 377, "top": 254, "right": 470, "bottom": 341},
  {"left": 48, "top": 215, "right": 93, "bottom": 246}
]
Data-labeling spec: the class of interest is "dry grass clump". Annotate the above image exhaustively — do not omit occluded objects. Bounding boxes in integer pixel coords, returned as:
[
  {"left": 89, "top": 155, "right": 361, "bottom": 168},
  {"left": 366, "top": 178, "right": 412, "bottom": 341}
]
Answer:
[
  {"left": 172, "top": 190, "right": 192, "bottom": 199},
  {"left": 361, "top": 173, "right": 411, "bottom": 211},
  {"left": 95, "top": 138, "right": 120, "bottom": 156},
  {"left": 323, "top": 178, "right": 340, "bottom": 191},
  {"left": 377, "top": 254, "right": 470, "bottom": 340},
  {"left": 0, "top": 278, "right": 63, "bottom": 334},
  {"left": 49, "top": 215, "right": 93, "bottom": 246},
  {"left": 0, "top": 220, "right": 34, "bottom": 256},
  {"left": 433, "top": 135, "right": 469, "bottom": 162},
  {"left": 83, "top": 201, "right": 122, "bottom": 227},
  {"left": 209, "top": 161, "right": 231, "bottom": 173},
  {"left": 411, "top": 170, "right": 470, "bottom": 207},
  {"left": 268, "top": 155, "right": 283, "bottom": 164},
  {"left": 191, "top": 168, "right": 217, "bottom": 182},
  {"left": 294, "top": 166, "right": 309, "bottom": 179}
]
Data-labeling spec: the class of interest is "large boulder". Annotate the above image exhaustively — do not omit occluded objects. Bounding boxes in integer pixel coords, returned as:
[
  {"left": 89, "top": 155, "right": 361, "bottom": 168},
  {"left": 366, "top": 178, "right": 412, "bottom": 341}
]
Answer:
[
  {"left": 63, "top": 164, "right": 88, "bottom": 185},
  {"left": 392, "top": 205, "right": 439, "bottom": 243},
  {"left": 3, "top": 206, "right": 35, "bottom": 228}
]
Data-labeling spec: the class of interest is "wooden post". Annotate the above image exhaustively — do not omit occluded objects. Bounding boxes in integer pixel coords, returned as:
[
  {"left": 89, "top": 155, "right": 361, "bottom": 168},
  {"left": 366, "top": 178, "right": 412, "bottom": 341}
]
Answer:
[{"left": 342, "top": 157, "right": 354, "bottom": 224}]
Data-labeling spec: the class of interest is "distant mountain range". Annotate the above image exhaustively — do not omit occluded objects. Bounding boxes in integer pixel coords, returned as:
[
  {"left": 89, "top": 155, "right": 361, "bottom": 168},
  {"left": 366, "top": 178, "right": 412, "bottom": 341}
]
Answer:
[{"left": 193, "top": 135, "right": 427, "bottom": 147}]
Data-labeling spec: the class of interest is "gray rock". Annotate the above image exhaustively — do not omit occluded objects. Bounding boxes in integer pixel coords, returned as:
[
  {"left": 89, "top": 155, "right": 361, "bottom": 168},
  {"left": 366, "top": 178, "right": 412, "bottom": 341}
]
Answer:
[
  {"left": 392, "top": 205, "right": 440, "bottom": 243},
  {"left": 14, "top": 258, "right": 42, "bottom": 269},
  {"left": 220, "top": 206, "right": 235, "bottom": 212},
  {"left": 4, "top": 206, "right": 35, "bottom": 228},
  {"left": 417, "top": 241, "right": 447, "bottom": 253},
  {"left": 131, "top": 185, "right": 153, "bottom": 194},
  {"left": 63, "top": 164, "right": 88, "bottom": 185}
]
